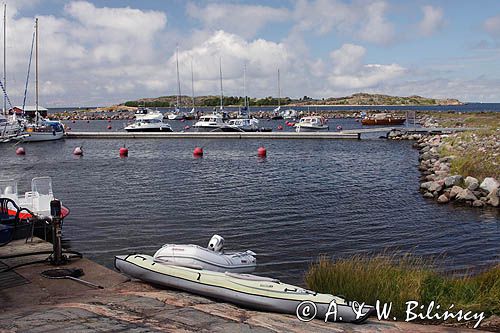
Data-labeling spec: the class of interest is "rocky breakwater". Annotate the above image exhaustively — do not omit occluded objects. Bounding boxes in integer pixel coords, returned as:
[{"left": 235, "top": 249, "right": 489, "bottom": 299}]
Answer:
[{"left": 415, "top": 135, "right": 499, "bottom": 208}]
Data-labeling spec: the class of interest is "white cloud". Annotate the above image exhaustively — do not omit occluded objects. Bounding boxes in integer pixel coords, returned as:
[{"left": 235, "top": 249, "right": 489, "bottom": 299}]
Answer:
[
  {"left": 328, "top": 44, "right": 406, "bottom": 89},
  {"left": 418, "top": 5, "right": 444, "bottom": 36},
  {"left": 292, "top": 0, "right": 394, "bottom": 45},
  {"left": 186, "top": 2, "right": 288, "bottom": 39}
]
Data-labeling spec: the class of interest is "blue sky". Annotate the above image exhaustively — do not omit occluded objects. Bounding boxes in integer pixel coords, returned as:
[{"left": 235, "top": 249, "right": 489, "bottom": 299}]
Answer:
[{"left": 4, "top": 0, "right": 500, "bottom": 106}]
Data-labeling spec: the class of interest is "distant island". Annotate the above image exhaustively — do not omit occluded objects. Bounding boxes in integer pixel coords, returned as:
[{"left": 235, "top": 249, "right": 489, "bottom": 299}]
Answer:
[{"left": 122, "top": 93, "right": 463, "bottom": 108}]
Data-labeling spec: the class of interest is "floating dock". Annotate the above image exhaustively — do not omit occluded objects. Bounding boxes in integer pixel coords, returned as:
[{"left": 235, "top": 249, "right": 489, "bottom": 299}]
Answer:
[{"left": 65, "top": 131, "right": 361, "bottom": 139}]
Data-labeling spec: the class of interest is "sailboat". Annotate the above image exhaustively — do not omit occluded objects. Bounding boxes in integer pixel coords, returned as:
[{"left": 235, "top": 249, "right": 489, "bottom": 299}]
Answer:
[
  {"left": 183, "top": 60, "right": 196, "bottom": 120},
  {"left": 168, "top": 47, "right": 185, "bottom": 120},
  {"left": 0, "top": 4, "right": 22, "bottom": 143},
  {"left": 22, "top": 18, "right": 64, "bottom": 142},
  {"left": 193, "top": 57, "right": 226, "bottom": 131}
]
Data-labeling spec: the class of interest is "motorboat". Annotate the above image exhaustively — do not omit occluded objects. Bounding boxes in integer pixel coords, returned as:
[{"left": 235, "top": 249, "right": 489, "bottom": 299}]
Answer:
[
  {"left": 361, "top": 113, "right": 406, "bottom": 125},
  {"left": 115, "top": 254, "right": 375, "bottom": 323},
  {"left": 22, "top": 118, "right": 65, "bottom": 142},
  {"left": 220, "top": 118, "right": 260, "bottom": 132},
  {"left": 282, "top": 109, "right": 298, "bottom": 120},
  {"left": 167, "top": 111, "right": 185, "bottom": 120},
  {"left": 153, "top": 235, "right": 256, "bottom": 273},
  {"left": 294, "top": 116, "right": 329, "bottom": 132},
  {"left": 0, "top": 114, "right": 23, "bottom": 142},
  {"left": 125, "top": 108, "right": 172, "bottom": 132},
  {"left": 193, "top": 113, "right": 226, "bottom": 132},
  {"left": 0, "top": 177, "right": 70, "bottom": 219}
]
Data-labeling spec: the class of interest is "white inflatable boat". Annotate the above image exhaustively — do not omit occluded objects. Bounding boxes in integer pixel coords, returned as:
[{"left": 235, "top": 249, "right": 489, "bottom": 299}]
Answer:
[
  {"left": 153, "top": 235, "right": 256, "bottom": 273},
  {"left": 115, "top": 254, "right": 375, "bottom": 323}
]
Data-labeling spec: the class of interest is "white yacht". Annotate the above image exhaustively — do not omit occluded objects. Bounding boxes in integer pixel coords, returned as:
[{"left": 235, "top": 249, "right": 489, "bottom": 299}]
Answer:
[
  {"left": 221, "top": 118, "right": 260, "bottom": 132},
  {"left": 125, "top": 108, "right": 172, "bottom": 132},
  {"left": 294, "top": 116, "right": 329, "bottom": 132},
  {"left": 22, "top": 118, "right": 65, "bottom": 142},
  {"left": 282, "top": 109, "right": 298, "bottom": 120},
  {"left": 193, "top": 113, "right": 225, "bottom": 132},
  {"left": 0, "top": 114, "right": 22, "bottom": 142}
]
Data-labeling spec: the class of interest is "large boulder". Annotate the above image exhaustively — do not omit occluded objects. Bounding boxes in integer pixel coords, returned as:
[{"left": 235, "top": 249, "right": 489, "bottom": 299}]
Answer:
[
  {"left": 480, "top": 177, "right": 500, "bottom": 193},
  {"left": 472, "top": 200, "right": 485, "bottom": 207},
  {"left": 428, "top": 181, "right": 443, "bottom": 193},
  {"left": 449, "top": 185, "right": 463, "bottom": 199},
  {"left": 464, "top": 176, "right": 479, "bottom": 191},
  {"left": 420, "top": 181, "right": 433, "bottom": 191},
  {"left": 444, "top": 175, "right": 463, "bottom": 188},
  {"left": 437, "top": 194, "right": 449, "bottom": 204},
  {"left": 487, "top": 189, "right": 499, "bottom": 207},
  {"left": 455, "top": 188, "right": 478, "bottom": 202}
]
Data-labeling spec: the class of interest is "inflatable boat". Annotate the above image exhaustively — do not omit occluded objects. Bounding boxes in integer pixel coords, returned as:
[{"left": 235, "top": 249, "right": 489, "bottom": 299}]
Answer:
[
  {"left": 115, "top": 254, "right": 375, "bottom": 323},
  {"left": 153, "top": 235, "right": 256, "bottom": 273}
]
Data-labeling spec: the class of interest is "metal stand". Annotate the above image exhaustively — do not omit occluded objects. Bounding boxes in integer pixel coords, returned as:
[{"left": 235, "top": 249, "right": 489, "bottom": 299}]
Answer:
[{"left": 49, "top": 199, "right": 67, "bottom": 265}]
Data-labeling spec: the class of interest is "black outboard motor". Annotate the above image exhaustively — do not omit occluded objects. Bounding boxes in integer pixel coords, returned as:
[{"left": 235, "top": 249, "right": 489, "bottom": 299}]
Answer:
[{"left": 49, "top": 199, "right": 66, "bottom": 265}]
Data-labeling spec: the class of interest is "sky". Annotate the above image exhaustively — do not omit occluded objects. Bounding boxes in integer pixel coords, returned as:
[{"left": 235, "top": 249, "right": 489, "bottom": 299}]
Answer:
[{"left": 2, "top": 0, "right": 500, "bottom": 106}]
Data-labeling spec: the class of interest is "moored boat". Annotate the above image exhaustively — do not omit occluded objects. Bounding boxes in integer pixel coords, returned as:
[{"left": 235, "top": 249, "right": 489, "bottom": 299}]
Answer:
[
  {"left": 294, "top": 116, "right": 329, "bottom": 132},
  {"left": 153, "top": 235, "right": 257, "bottom": 273},
  {"left": 125, "top": 108, "right": 172, "bottom": 132},
  {"left": 361, "top": 113, "right": 406, "bottom": 125},
  {"left": 115, "top": 254, "right": 375, "bottom": 323},
  {"left": 193, "top": 113, "right": 226, "bottom": 132}
]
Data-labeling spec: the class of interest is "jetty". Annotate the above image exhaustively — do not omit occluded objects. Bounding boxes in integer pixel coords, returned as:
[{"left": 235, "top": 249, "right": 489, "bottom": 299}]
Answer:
[
  {"left": 0, "top": 238, "right": 485, "bottom": 332},
  {"left": 65, "top": 127, "right": 477, "bottom": 140}
]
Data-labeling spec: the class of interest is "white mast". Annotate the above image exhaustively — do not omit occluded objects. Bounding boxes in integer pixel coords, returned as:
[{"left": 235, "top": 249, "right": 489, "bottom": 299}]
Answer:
[
  {"left": 175, "top": 46, "right": 181, "bottom": 112},
  {"left": 277, "top": 68, "right": 280, "bottom": 110},
  {"left": 243, "top": 63, "right": 247, "bottom": 115},
  {"left": 35, "top": 17, "right": 39, "bottom": 124},
  {"left": 219, "top": 57, "right": 223, "bottom": 111},
  {"left": 3, "top": 4, "right": 6, "bottom": 115},
  {"left": 191, "top": 59, "right": 195, "bottom": 112}
]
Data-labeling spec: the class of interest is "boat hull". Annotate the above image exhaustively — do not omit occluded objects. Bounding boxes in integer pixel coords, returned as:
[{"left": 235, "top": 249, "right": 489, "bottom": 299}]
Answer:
[
  {"left": 115, "top": 254, "right": 375, "bottom": 323},
  {"left": 361, "top": 118, "right": 406, "bottom": 125},
  {"left": 295, "top": 126, "right": 329, "bottom": 132},
  {"left": 125, "top": 126, "right": 173, "bottom": 132},
  {"left": 23, "top": 130, "right": 64, "bottom": 142}
]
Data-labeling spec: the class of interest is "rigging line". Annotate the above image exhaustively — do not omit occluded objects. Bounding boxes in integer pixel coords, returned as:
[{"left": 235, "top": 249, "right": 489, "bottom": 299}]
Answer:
[
  {"left": 0, "top": 78, "right": 12, "bottom": 111},
  {"left": 22, "top": 28, "right": 36, "bottom": 113}
]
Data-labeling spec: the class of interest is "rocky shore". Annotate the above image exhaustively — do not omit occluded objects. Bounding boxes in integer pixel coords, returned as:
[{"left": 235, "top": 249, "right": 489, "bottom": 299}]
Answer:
[{"left": 388, "top": 113, "right": 499, "bottom": 209}]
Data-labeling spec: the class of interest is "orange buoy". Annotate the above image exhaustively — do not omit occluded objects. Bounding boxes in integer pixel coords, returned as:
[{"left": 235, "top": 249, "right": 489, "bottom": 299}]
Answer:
[
  {"left": 257, "top": 146, "right": 267, "bottom": 157},
  {"left": 193, "top": 147, "right": 203, "bottom": 157},
  {"left": 119, "top": 147, "right": 129, "bottom": 157},
  {"left": 73, "top": 146, "right": 83, "bottom": 156},
  {"left": 107, "top": 125, "right": 112, "bottom": 130},
  {"left": 277, "top": 125, "right": 283, "bottom": 130},
  {"left": 16, "top": 147, "right": 25, "bottom": 155}
]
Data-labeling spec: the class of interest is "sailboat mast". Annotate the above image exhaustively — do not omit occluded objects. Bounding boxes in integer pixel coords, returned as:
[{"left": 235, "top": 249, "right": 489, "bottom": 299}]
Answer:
[
  {"left": 175, "top": 46, "right": 180, "bottom": 111},
  {"left": 243, "top": 63, "right": 247, "bottom": 109},
  {"left": 277, "top": 68, "right": 280, "bottom": 109},
  {"left": 191, "top": 60, "right": 195, "bottom": 109},
  {"left": 219, "top": 57, "right": 223, "bottom": 111},
  {"left": 35, "top": 17, "right": 38, "bottom": 121},
  {"left": 3, "top": 4, "right": 6, "bottom": 115}
]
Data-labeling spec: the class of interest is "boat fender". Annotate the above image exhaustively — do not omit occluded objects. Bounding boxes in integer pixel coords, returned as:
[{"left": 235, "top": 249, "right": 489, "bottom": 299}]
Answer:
[{"left": 208, "top": 234, "right": 224, "bottom": 252}]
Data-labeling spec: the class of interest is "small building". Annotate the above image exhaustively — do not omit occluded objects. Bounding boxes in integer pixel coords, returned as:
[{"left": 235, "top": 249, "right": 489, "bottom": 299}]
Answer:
[{"left": 9, "top": 106, "right": 48, "bottom": 118}]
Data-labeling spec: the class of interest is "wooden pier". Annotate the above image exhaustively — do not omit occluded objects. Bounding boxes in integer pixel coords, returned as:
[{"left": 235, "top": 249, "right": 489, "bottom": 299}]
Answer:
[{"left": 65, "top": 127, "right": 476, "bottom": 140}]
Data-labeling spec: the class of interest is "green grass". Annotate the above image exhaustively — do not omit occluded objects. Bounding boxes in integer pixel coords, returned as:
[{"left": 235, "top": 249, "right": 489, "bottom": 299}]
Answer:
[{"left": 305, "top": 255, "right": 500, "bottom": 323}]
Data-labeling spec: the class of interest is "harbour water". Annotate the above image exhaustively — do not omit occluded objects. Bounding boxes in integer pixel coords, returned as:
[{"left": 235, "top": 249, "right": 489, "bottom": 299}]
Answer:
[{"left": 0, "top": 119, "right": 498, "bottom": 285}]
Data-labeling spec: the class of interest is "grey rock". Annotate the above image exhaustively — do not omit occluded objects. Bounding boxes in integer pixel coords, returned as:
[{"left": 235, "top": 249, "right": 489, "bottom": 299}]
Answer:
[
  {"left": 437, "top": 194, "right": 449, "bottom": 204},
  {"left": 464, "top": 176, "right": 479, "bottom": 191},
  {"left": 487, "top": 189, "right": 499, "bottom": 207},
  {"left": 449, "top": 185, "right": 463, "bottom": 199},
  {"left": 423, "top": 192, "right": 434, "bottom": 198},
  {"left": 456, "top": 188, "right": 478, "bottom": 202},
  {"left": 472, "top": 200, "right": 485, "bottom": 207},
  {"left": 444, "top": 175, "right": 463, "bottom": 188},
  {"left": 428, "top": 181, "right": 443, "bottom": 193},
  {"left": 480, "top": 177, "right": 500, "bottom": 193},
  {"left": 420, "top": 181, "right": 433, "bottom": 190}
]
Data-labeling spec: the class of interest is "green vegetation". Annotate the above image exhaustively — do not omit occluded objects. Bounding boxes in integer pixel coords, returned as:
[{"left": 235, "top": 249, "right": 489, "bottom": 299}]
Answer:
[
  {"left": 305, "top": 255, "right": 500, "bottom": 324},
  {"left": 122, "top": 93, "right": 461, "bottom": 107},
  {"left": 431, "top": 112, "right": 499, "bottom": 180}
]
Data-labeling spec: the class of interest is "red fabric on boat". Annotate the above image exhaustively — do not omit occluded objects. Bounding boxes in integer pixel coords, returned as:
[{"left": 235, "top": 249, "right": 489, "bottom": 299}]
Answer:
[{"left": 7, "top": 205, "right": 70, "bottom": 219}]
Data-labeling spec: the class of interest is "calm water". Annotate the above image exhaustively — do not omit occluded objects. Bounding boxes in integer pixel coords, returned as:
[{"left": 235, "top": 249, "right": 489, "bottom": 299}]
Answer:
[{"left": 1, "top": 119, "right": 498, "bottom": 284}]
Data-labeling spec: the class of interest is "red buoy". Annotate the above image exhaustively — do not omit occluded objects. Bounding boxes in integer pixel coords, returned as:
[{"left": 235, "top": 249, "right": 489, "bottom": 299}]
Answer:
[
  {"left": 257, "top": 146, "right": 267, "bottom": 157},
  {"left": 287, "top": 122, "right": 295, "bottom": 127},
  {"left": 107, "top": 118, "right": 111, "bottom": 122},
  {"left": 107, "top": 125, "right": 112, "bottom": 130},
  {"left": 119, "top": 147, "right": 129, "bottom": 157},
  {"left": 193, "top": 147, "right": 203, "bottom": 157},
  {"left": 277, "top": 125, "right": 283, "bottom": 130},
  {"left": 336, "top": 125, "right": 342, "bottom": 131},
  {"left": 73, "top": 146, "right": 83, "bottom": 156},
  {"left": 72, "top": 120, "right": 75, "bottom": 123},
  {"left": 184, "top": 125, "right": 190, "bottom": 130},
  {"left": 16, "top": 147, "right": 25, "bottom": 155}
]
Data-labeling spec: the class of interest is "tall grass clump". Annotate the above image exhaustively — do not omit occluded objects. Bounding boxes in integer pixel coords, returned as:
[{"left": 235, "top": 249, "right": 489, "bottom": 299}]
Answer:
[{"left": 305, "top": 255, "right": 500, "bottom": 322}]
